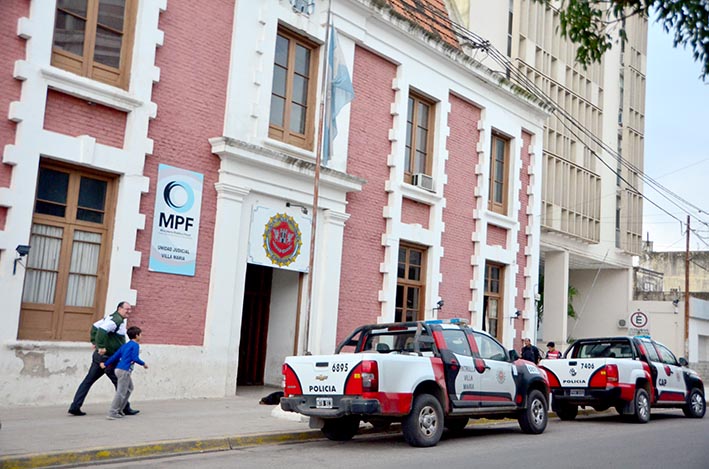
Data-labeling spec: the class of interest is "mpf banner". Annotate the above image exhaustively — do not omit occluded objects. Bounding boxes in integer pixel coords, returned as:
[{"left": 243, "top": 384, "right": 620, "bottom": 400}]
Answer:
[{"left": 149, "top": 164, "right": 203, "bottom": 276}]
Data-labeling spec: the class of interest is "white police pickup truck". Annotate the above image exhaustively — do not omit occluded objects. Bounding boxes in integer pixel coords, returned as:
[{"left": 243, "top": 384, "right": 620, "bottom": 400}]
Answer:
[
  {"left": 281, "top": 319, "right": 550, "bottom": 447},
  {"left": 539, "top": 336, "right": 705, "bottom": 423}
]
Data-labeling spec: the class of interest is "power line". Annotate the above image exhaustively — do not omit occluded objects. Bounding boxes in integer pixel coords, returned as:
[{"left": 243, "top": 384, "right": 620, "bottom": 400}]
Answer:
[{"left": 389, "top": 0, "right": 709, "bottom": 231}]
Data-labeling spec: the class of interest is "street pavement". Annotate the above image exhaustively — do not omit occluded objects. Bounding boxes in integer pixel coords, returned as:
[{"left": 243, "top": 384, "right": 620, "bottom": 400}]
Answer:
[
  {"left": 0, "top": 387, "right": 606, "bottom": 468},
  {"left": 0, "top": 386, "right": 320, "bottom": 468}
]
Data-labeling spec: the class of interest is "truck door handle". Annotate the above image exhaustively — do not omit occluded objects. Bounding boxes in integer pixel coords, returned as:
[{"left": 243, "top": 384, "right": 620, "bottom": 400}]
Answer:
[{"left": 569, "top": 361, "right": 577, "bottom": 366}]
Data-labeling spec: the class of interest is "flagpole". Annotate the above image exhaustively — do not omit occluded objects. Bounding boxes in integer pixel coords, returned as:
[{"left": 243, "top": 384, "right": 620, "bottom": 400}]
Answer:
[{"left": 303, "top": 0, "right": 333, "bottom": 354}]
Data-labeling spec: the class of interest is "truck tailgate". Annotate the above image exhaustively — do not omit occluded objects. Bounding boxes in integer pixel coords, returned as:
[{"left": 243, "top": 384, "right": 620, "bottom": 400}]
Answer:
[
  {"left": 284, "top": 354, "right": 377, "bottom": 395},
  {"left": 540, "top": 358, "right": 608, "bottom": 388}
]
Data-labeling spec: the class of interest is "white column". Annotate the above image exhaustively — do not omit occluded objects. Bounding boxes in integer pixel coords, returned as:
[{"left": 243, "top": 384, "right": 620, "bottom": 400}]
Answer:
[
  {"left": 544, "top": 250, "right": 569, "bottom": 347},
  {"left": 308, "top": 209, "right": 350, "bottom": 355},
  {"left": 203, "top": 181, "right": 250, "bottom": 395},
  {"left": 0, "top": 3, "right": 56, "bottom": 342}
]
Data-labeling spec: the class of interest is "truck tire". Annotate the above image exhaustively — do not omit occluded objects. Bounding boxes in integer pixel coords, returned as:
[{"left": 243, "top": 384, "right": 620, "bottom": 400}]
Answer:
[
  {"left": 518, "top": 390, "right": 548, "bottom": 434},
  {"left": 632, "top": 388, "right": 651, "bottom": 423},
  {"left": 682, "top": 388, "right": 706, "bottom": 418},
  {"left": 402, "top": 393, "right": 444, "bottom": 447},
  {"left": 321, "top": 417, "right": 360, "bottom": 441},
  {"left": 444, "top": 416, "right": 469, "bottom": 432},
  {"left": 554, "top": 402, "right": 578, "bottom": 421}
]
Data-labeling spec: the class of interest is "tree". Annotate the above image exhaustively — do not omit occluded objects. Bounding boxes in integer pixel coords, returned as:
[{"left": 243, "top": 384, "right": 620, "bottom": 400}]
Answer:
[{"left": 535, "top": 0, "right": 709, "bottom": 80}]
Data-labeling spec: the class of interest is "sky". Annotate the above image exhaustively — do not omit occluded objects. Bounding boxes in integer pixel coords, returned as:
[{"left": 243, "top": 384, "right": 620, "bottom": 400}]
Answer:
[{"left": 642, "top": 19, "right": 709, "bottom": 252}]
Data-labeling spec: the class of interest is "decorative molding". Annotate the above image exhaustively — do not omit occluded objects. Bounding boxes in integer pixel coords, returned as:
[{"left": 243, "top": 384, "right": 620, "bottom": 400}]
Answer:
[
  {"left": 214, "top": 182, "right": 251, "bottom": 203},
  {"left": 40, "top": 66, "right": 144, "bottom": 112}
]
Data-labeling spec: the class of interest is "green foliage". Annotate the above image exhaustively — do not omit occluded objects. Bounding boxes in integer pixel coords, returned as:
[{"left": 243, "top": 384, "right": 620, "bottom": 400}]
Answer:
[
  {"left": 567, "top": 284, "right": 578, "bottom": 318},
  {"left": 535, "top": 0, "right": 709, "bottom": 80}
]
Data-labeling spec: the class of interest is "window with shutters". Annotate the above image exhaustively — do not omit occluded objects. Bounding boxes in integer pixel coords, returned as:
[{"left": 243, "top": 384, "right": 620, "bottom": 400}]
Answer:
[
  {"left": 488, "top": 133, "right": 510, "bottom": 215},
  {"left": 404, "top": 92, "right": 434, "bottom": 184},
  {"left": 269, "top": 27, "right": 319, "bottom": 150},
  {"left": 483, "top": 262, "right": 504, "bottom": 342},
  {"left": 396, "top": 244, "right": 427, "bottom": 322},
  {"left": 18, "top": 161, "right": 116, "bottom": 341},
  {"left": 51, "top": 0, "right": 137, "bottom": 89}
]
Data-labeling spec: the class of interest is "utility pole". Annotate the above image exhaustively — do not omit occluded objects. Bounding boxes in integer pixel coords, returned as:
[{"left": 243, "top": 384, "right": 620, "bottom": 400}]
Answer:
[{"left": 684, "top": 215, "right": 690, "bottom": 359}]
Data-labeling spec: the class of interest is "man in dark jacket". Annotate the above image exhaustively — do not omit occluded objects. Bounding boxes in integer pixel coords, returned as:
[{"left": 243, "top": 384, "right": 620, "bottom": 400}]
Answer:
[
  {"left": 521, "top": 338, "right": 542, "bottom": 364},
  {"left": 68, "top": 301, "right": 139, "bottom": 416}
]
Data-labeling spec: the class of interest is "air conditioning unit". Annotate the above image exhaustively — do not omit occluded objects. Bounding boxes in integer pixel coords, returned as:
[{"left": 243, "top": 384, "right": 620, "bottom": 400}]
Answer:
[
  {"left": 617, "top": 318, "right": 627, "bottom": 328},
  {"left": 412, "top": 173, "right": 434, "bottom": 192}
]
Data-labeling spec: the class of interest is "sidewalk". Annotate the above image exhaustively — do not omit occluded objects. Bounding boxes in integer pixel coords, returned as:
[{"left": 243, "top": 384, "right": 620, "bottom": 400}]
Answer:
[{"left": 0, "top": 387, "right": 320, "bottom": 468}]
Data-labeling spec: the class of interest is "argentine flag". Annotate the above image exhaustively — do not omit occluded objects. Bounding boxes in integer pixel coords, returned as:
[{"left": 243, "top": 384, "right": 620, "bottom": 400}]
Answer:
[{"left": 322, "top": 25, "right": 355, "bottom": 165}]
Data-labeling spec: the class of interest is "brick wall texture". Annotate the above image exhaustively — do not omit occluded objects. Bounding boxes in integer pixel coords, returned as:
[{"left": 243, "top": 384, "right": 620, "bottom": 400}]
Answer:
[
  {"left": 44, "top": 90, "right": 127, "bottom": 148},
  {"left": 439, "top": 93, "right": 480, "bottom": 318},
  {"left": 514, "top": 131, "right": 533, "bottom": 346},
  {"left": 337, "top": 46, "right": 396, "bottom": 343},
  {"left": 130, "top": 0, "right": 232, "bottom": 345},
  {"left": 486, "top": 224, "right": 507, "bottom": 248},
  {"left": 401, "top": 197, "right": 430, "bottom": 229},
  {"left": 0, "top": 0, "right": 27, "bottom": 228}
]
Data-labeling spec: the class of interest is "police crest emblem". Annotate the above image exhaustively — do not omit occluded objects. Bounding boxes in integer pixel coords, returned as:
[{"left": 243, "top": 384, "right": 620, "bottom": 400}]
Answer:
[{"left": 263, "top": 213, "right": 302, "bottom": 267}]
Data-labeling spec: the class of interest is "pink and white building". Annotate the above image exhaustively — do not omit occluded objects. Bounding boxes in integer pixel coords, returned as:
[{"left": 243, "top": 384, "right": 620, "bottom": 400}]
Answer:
[{"left": 0, "top": 0, "right": 546, "bottom": 406}]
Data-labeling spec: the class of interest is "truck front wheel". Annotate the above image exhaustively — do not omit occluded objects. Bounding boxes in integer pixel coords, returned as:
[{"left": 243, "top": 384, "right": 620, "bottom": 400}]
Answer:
[
  {"left": 402, "top": 393, "right": 444, "bottom": 447},
  {"left": 518, "top": 390, "right": 548, "bottom": 434},
  {"left": 682, "top": 388, "right": 706, "bottom": 418},
  {"left": 321, "top": 417, "right": 360, "bottom": 441}
]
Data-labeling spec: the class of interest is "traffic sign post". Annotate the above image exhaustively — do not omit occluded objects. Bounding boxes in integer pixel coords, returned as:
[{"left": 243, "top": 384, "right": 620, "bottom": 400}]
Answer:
[{"left": 628, "top": 310, "right": 650, "bottom": 336}]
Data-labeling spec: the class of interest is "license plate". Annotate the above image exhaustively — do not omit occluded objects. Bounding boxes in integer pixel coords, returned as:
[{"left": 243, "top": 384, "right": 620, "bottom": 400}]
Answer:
[
  {"left": 569, "top": 389, "right": 585, "bottom": 397},
  {"left": 316, "top": 397, "right": 333, "bottom": 409}
]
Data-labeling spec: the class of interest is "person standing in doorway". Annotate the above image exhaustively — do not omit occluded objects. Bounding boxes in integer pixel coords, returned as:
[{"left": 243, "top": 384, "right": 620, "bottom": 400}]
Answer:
[
  {"left": 102, "top": 326, "right": 148, "bottom": 420},
  {"left": 68, "top": 301, "right": 139, "bottom": 416}
]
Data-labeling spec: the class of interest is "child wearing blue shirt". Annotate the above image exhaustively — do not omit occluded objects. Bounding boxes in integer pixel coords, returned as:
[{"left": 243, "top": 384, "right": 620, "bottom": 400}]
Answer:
[{"left": 101, "top": 326, "right": 148, "bottom": 420}]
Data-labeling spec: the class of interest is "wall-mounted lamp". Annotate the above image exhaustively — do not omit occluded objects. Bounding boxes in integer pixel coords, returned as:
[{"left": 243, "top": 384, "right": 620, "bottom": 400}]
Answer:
[
  {"left": 286, "top": 202, "right": 308, "bottom": 214},
  {"left": 13, "top": 244, "right": 31, "bottom": 275},
  {"left": 514, "top": 310, "right": 522, "bottom": 318},
  {"left": 432, "top": 299, "right": 444, "bottom": 312}
]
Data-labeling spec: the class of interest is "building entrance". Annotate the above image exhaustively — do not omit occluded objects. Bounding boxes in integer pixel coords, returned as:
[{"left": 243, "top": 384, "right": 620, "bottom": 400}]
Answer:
[{"left": 237, "top": 263, "right": 273, "bottom": 386}]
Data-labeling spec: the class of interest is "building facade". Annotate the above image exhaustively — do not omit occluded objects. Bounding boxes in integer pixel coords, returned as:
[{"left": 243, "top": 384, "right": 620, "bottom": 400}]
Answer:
[
  {"left": 455, "top": 0, "right": 647, "bottom": 348},
  {"left": 0, "top": 0, "right": 546, "bottom": 406}
]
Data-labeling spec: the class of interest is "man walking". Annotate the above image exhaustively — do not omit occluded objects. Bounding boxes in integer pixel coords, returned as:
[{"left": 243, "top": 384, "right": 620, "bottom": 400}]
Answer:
[{"left": 68, "top": 301, "right": 139, "bottom": 416}]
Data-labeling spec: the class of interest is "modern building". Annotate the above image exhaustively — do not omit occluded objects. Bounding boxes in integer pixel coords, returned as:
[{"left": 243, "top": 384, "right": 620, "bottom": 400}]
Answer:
[
  {"left": 454, "top": 0, "right": 647, "bottom": 348},
  {"left": 0, "top": 0, "right": 547, "bottom": 406}
]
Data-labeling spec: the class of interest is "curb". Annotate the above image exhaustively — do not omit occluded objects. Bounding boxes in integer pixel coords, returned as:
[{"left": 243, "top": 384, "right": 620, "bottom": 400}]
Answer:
[
  {"left": 0, "top": 430, "right": 324, "bottom": 469},
  {"left": 0, "top": 409, "right": 604, "bottom": 468}
]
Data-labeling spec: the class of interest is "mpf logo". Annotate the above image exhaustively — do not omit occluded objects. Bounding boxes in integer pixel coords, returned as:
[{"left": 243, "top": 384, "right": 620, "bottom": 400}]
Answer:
[{"left": 159, "top": 180, "right": 195, "bottom": 231}]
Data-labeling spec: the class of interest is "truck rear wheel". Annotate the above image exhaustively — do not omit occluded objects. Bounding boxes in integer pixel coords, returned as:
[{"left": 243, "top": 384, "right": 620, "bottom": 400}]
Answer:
[
  {"left": 321, "top": 417, "right": 360, "bottom": 441},
  {"left": 682, "top": 388, "right": 706, "bottom": 418},
  {"left": 632, "top": 388, "right": 650, "bottom": 423},
  {"left": 518, "top": 390, "right": 548, "bottom": 434},
  {"left": 402, "top": 393, "right": 444, "bottom": 447}
]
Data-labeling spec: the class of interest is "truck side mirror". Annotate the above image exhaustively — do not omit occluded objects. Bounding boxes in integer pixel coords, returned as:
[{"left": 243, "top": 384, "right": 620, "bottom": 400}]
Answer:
[
  {"left": 679, "top": 357, "right": 688, "bottom": 367},
  {"left": 508, "top": 350, "right": 519, "bottom": 361}
]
